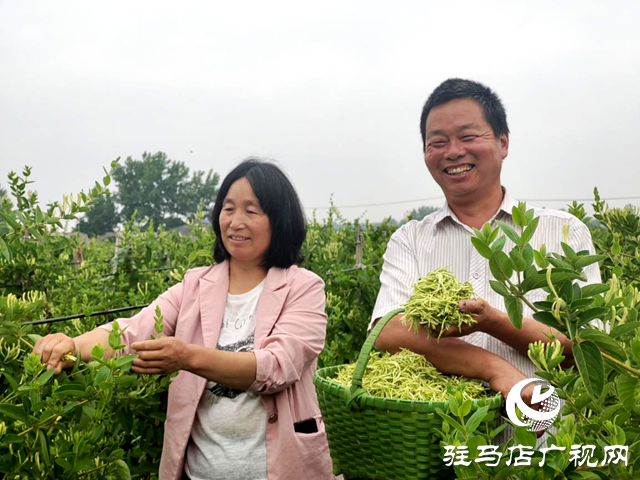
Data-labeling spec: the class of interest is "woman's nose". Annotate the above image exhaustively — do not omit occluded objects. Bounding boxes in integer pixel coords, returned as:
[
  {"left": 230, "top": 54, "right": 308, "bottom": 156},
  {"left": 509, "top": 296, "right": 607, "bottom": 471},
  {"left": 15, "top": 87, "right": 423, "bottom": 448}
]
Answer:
[{"left": 229, "top": 212, "right": 246, "bottom": 229}]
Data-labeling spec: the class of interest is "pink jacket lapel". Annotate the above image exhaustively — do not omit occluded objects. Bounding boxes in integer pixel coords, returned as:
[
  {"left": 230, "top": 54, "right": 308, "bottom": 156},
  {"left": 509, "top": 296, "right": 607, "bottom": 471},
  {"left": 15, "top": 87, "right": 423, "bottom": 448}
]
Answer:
[
  {"left": 198, "top": 261, "right": 290, "bottom": 350},
  {"left": 198, "top": 261, "right": 230, "bottom": 348},
  {"left": 255, "top": 267, "right": 289, "bottom": 348}
]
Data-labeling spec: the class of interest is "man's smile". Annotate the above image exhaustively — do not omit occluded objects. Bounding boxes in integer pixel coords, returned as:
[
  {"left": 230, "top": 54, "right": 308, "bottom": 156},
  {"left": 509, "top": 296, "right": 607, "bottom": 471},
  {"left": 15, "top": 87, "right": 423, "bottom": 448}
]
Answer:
[{"left": 444, "top": 164, "right": 475, "bottom": 176}]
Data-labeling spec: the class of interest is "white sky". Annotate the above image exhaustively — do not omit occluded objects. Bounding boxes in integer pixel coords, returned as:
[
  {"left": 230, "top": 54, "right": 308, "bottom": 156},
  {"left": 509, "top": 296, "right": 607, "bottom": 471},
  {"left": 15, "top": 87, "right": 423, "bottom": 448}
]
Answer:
[{"left": 2, "top": 0, "right": 639, "bottom": 222}]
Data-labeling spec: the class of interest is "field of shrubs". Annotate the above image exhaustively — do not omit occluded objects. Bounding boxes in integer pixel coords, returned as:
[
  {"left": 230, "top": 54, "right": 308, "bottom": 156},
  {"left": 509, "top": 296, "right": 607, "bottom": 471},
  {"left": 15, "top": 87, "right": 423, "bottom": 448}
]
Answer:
[{"left": 0, "top": 165, "right": 638, "bottom": 479}]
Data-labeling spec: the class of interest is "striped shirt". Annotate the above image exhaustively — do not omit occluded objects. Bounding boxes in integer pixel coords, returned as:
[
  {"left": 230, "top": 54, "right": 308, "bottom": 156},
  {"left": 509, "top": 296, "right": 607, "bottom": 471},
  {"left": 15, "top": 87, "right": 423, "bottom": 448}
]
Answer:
[{"left": 370, "top": 188, "right": 601, "bottom": 381}]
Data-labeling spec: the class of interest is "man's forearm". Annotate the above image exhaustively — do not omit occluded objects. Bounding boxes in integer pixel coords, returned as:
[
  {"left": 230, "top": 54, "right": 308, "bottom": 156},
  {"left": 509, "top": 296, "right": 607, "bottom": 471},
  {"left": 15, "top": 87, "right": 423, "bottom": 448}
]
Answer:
[
  {"left": 483, "top": 309, "right": 574, "bottom": 361},
  {"left": 374, "top": 315, "right": 517, "bottom": 383}
]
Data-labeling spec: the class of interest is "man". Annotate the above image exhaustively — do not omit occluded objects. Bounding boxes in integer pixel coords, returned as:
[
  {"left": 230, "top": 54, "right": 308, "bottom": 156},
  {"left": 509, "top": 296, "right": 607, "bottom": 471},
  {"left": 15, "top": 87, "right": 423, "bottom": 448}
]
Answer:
[{"left": 371, "top": 78, "right": 600, "bottom": 418}]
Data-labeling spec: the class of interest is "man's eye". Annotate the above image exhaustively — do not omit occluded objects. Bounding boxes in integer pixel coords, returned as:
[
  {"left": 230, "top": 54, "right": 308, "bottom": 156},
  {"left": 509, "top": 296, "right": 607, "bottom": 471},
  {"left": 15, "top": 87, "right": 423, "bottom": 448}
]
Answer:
[
  {"left": 429, "top": 141, "right": 447, "bottom": 148},
  {"left": 461, "top": 135, "right": 478, "bottom": 141}
]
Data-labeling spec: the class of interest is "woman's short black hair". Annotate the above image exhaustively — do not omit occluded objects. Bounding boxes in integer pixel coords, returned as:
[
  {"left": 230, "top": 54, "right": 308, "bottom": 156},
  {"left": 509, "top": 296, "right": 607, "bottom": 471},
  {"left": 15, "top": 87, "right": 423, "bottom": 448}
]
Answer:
[{"left": 210, "top": 158, "right": 306, "bottom": 269}]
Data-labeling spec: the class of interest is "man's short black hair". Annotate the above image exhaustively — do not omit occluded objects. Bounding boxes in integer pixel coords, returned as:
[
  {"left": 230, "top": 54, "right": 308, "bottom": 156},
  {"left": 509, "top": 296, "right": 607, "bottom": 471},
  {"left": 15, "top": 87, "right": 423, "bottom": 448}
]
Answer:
[
  {"left": 211, "top": 158, "right": 306, "bottom": 269},
  {"left": 420, "top": 78, "right": 510, "bottom": 150}
]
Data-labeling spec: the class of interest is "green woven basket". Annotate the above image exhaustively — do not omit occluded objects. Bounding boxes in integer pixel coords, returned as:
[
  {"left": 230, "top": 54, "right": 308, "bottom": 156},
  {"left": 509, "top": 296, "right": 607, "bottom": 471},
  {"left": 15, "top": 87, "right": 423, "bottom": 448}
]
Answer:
[{"left": 314, "top": 308, "right": 504, "bottom": 480}]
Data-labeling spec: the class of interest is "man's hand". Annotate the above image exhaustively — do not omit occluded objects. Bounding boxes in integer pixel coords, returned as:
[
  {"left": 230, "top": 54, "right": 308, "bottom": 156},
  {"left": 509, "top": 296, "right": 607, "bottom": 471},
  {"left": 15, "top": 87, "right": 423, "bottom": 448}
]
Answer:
[
  {"left": 436, "top": 298, "right": 502, "bottom": 338},
  {"left": 131, "top": 337, "right": 191, "bottom": 375},
  {"left": 33, "top": 333, "right": 77, "bottom": 375},
  {"left": 488, "top": 366, "right": 546, "bottom": 438}
]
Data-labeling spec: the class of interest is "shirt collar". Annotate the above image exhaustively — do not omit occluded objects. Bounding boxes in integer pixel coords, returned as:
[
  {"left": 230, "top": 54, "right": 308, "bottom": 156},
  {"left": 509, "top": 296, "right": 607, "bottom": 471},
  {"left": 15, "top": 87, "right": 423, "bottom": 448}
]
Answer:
[{"left": 433, "top": 187, "right": 517, "bottom": 229}]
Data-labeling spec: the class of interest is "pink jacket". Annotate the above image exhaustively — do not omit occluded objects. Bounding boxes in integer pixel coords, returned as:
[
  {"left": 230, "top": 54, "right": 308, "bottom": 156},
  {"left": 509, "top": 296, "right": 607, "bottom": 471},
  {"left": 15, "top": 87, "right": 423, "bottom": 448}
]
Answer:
[{"left": 102, "top": 261, "right": 335, "bottom": 480}]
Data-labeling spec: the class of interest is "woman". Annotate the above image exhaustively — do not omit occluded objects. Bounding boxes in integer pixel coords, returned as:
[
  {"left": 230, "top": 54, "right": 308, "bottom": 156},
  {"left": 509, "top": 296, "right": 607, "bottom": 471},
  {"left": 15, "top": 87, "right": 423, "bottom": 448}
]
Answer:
[{"left": 34, "top": 158, "right": 335, "bottom": 480}]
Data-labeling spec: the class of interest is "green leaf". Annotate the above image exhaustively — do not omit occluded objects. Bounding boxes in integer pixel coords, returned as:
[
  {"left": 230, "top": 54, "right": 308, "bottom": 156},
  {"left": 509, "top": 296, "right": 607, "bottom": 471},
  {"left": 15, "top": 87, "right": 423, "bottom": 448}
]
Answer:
[
  {"left": 578, "top": 329, "right": 626, "bottom": 361},
  {"left": 114, "top": 375, "right": 138, "bottom": 386},
  {"left": 488, "top": 225, "right": 500, "bottom": 244},
  {"left": 581, "top": 283, "right": 609, "bottom": 297},
  {"left": 115, "top": 354, "right": 138, "bottom": 370},
  {"left": 53, "top": 384, "right": 87, "bottom": 398},
  {"left": 34, "top": 367, "right": 56, "bottom": 386},
  {"left": 514, "top": 426, "right": 537, "bottom": 447},
  {"left": 561, "top": 242, "right": 578, "bottom": 261},
  {"left": 0, "top": 211, "right": 21, "bottom": 231},
  {"left": 496, "top": 220, "right": 520, "bottom": 245},
  {"left": 38, "top": 430, "right": 51, "bottom": 466},
  {"left": 568, "top": 472, "right": 602, "bottom": 480},
  {"left": 610, "top": 321, "right": 640, "bottom": 339},
  {"left": 0, "top": 237, "right": 11, "bottom": 261},
  {"left": 533, "top": 249, "right": 549, "bottom": 269},
  {"left": 504, "top": 295, "right": 523, "bottom": 329},
  {"left": 489, "top": 280, "right": 511, "bottom": 297},
  {"left": 520, "top": 273, "right": 547, "bottom": 292},
  {"left": 489, "top": 422, "right": 508, "bottom": 438},
  {"left": 490, "top": 250, "right": 513, "bottom": 282},
  {"left": 520, "top": 216, "right": 540, "bottom": 245},
  {"left": 491, "top": 235, "right": 506, "bottom": 252},
  {"left": 459, "top": 399, "right": 472, "bottom": 417},
  {"left": 512, "top": 206, "right": 526, "bottom": 227},
  {"left": 471, "top": 236, "right": 493, "bottom": 259},
  {"left": 570, "top": 298, "right": 595, "bottom": 309},
  {"left": 465, "top": 406, "right": 489, "bottom": 434},
  {"left": 573, "top": 341, "right": 605, "bottom": 399},
  {"left": 574, "top": 255, "right": 606, "bottom": 269},
  {"left": 509, "top": 249, "right": 527, "bottom": 272},
  {"left": 577, "top": 307, "right": 609, "bottom": 327},
  {"left": 616, "top": 374, "right": 638, "bottom": 412},
  {"left": 436, "top": 411, "right": 465, "bottom": 434},
  {"left": 94, "top": 366, "right": 111, "bottom": 386},
  {"left": 0, "top": 404, "right": 30, "bottom": 423}
]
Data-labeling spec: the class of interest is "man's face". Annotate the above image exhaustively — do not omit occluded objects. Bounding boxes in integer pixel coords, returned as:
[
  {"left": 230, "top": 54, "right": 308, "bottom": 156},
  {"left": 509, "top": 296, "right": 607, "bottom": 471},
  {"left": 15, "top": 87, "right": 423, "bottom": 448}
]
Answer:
[{"left": 424, "top": 98, "right": 508, "bottom": 201}]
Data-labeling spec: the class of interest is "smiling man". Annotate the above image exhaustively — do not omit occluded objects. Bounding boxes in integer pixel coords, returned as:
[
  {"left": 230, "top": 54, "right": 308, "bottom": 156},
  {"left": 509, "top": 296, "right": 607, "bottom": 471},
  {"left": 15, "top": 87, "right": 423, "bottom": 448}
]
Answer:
[{"left": 370, "top": 79, "right": 600, "bottom": 435}]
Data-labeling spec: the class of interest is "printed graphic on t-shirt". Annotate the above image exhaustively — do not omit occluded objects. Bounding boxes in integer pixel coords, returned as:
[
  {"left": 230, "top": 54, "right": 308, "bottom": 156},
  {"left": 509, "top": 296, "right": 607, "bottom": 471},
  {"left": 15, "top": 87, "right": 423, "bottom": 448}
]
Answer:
[{"left": 205, "top": 334, "right": 257, "bottom": 402}]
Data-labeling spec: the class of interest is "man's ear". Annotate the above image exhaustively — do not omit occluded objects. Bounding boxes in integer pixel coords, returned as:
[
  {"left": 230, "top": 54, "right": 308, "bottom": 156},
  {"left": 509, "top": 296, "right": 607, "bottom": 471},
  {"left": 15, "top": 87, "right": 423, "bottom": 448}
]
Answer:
[{"left": 499, "top": 134, "right": 509, "bottom": 159}]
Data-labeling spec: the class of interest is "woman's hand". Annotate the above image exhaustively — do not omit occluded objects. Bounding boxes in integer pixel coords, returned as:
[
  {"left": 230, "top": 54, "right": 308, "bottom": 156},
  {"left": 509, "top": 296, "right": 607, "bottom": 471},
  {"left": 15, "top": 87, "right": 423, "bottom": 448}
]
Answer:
[
  {"left": 131, "top": 337, "right": 192, "bottom": 375},
  {"left": 33, "top": 333, "right": 77, "bottom": 375}
]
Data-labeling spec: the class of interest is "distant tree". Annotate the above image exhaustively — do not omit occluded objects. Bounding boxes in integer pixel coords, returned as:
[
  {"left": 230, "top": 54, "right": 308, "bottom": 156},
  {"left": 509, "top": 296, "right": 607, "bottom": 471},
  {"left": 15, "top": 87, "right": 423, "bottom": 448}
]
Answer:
[
  {"left": 113, "top": 152, "right": 219, "bottom": 228},
  {"left": 404, "top": 205, "right": 439, "bottom": 222},
  {"left": 77, "top": 190, "right": 119, "bottom": 237}
]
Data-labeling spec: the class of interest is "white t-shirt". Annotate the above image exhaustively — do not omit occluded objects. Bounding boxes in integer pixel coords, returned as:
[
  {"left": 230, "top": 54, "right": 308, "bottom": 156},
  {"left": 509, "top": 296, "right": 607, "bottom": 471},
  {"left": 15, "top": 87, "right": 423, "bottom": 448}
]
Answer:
[{"left": 185, "top": 280, "right": 267, "bottom": 480}]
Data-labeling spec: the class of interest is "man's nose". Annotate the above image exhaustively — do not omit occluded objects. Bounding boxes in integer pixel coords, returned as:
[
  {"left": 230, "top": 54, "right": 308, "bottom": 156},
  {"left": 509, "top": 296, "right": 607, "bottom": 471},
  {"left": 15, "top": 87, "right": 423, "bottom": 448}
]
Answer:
[{"left": 445, "top": 139, "right": 466, "bottom": 160}]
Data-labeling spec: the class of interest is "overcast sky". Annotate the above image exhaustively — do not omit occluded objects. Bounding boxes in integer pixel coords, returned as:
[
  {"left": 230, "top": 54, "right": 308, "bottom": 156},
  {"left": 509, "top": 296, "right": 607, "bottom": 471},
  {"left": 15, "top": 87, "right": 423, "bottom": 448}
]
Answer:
[{"left": 2, "top": 1, "right": 639, "bottom": 223}]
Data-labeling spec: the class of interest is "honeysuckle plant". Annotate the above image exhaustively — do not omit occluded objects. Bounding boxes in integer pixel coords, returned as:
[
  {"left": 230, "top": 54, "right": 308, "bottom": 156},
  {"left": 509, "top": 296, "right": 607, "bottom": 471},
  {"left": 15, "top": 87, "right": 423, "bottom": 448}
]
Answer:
[
  {"left": 452, "top": 201, "right": 640, "bottom": 479},
  {"left": 0, "top": 302, "right": 172, "bottom": 479}
]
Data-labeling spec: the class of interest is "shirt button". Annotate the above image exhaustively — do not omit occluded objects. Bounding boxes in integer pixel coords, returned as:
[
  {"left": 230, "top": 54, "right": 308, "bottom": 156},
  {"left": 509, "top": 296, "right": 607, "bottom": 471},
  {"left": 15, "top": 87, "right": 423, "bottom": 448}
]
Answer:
[
  {"left": 472, "top": 272, "right": 480, "bottom": 279},
  {"left": 268, "top": 414, "right": 278, "bottom": 424}
]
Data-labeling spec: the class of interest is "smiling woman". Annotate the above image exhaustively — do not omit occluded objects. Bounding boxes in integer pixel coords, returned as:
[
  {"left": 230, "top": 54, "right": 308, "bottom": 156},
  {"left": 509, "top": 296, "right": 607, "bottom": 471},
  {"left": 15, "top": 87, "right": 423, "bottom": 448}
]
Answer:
[{"left": 33, "top": 158, "right": 335, "bottom": 480}]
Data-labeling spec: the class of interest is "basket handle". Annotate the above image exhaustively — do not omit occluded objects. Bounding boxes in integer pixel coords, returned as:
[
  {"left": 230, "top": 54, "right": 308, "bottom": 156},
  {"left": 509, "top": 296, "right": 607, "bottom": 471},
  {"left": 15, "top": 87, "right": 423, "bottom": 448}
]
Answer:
[{"left": 345, "top": 307, "right": 405, "bottom": 409}]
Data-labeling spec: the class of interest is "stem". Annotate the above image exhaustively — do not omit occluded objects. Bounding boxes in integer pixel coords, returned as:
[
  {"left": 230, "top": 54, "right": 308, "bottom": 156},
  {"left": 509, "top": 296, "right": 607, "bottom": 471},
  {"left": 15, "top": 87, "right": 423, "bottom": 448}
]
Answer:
[
  {"left": 75, "top": 460, "right": 120, "bottom": 478},
  {"left": 18, "top": 399, "right": 90, "bottom": 436},
  {"left": 601, "top": 351, "right": 640, "bottom": 378}
]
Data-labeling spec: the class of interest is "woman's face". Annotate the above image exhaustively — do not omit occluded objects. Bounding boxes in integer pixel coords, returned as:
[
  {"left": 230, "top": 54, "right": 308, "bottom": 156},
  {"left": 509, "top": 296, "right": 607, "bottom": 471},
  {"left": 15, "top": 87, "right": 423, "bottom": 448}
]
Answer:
[{"left": 219, "top": 177, "right": 271, "bottom": 269}]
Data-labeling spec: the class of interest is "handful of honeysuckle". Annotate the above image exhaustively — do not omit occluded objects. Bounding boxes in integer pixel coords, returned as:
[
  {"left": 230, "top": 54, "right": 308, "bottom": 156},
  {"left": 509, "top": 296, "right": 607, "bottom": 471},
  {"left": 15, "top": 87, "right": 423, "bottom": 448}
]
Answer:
[{"left": 402, "top": 268, "right": 477, "bottom": 339}]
